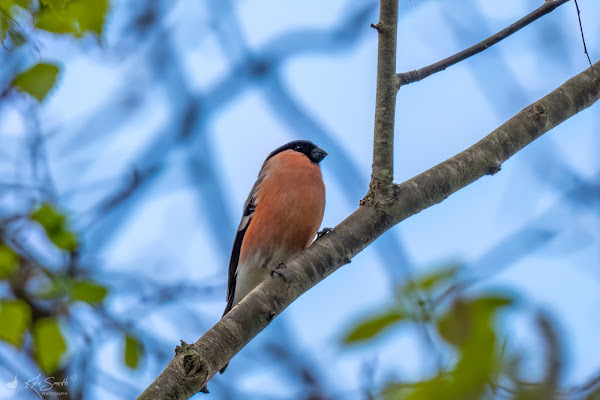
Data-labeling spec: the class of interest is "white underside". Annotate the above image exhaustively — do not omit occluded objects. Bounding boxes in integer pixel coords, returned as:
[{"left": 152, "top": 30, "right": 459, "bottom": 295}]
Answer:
[{"left": 232, "top": 249, "right": 289, "bottom": 307}]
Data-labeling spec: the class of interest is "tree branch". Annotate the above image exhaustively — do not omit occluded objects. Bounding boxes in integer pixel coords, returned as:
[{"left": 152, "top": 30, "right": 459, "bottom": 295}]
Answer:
[
  {"left": 136, "top": 60, "right": 600, "bottom": 400},
  {"left": 368, "top": 0, "right": 398, "bottom": 199},
  {"left": 397, "top": 0, "right": 570, "bottom": 87}
]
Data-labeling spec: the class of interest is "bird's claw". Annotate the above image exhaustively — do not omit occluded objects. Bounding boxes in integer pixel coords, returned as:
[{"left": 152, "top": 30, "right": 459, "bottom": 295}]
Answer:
[
  {"left": 270, "top": 263, "right": 288, "bottom": 282},
  {"left": 317, "top": 227, "right": 332, "bottom": 240}
]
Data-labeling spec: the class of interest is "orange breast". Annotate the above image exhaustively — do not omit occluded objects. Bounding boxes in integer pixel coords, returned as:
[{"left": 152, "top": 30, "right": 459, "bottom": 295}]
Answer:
[{"left": 239, "top": 150, "right": 325, "bottom": 265}]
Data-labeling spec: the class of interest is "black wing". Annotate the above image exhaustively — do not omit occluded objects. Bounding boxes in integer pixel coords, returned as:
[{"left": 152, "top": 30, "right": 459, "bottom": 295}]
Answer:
[{"left": 222, "top": 172, "right": 264, "bottom": 317}]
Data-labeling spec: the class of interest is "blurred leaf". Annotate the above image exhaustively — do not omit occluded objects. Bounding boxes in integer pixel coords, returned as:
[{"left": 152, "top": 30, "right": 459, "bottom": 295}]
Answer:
[
  {"left": 401, "top": 264, "right": 461, "bottom": 300},
  {"left": 432, "top": 294, "right": 515, "bottom": 399},
  {"left": 35, "top": 0, "right": 108, "bottom": 36},
  {"left": 438, "top": 299, "right": 468, "bottom": 346},
  {"left": 51, "top": 230, "right": 77, "bottom": 251},
  {"left": 35, "top": 274, "right": 73, "bottom": 300},
  {"left": 31, "top": 203, "right": 78, "bottom": 251},
  {"left": 0, "top": 0, "right": 27, "bottom": 15},
  {"left": 437, "top": 294, "right": 513, "bottom": 346},
  {"left": 40, "top": 0, "right": 69, "bottom": 10},
  {"left": 343, "top": 309, "right": 405, "bottom": 344},
  {"left": 382, "top": 382, "right": 407, "bottom": 400},
  {"left": 124, "top": 334, "right": 142, "bottom": 369},
  {"left": 414, "top": 265, "right": 460, "bottom": 291},
  {"left": 13, "top": 63, "right": 60, "bottom": 102},
  {"left": 33, "top": 317, "right": 67, "bottom": 374},
  {"left": 72, "top": 280, "right": 107, "bottom": 304},
  {"left": 472, "top": 295, "right": 514, "bottom": 312},
  {"left": 0, "top": 299, "right": 31, "bottom": 347},
  {"left": 67, "top": 0, "right": 108, "bottom": 35},
  {"left": 0, "top": 244, "right": 19, "bottom": 279},
  {"left": 6, "top": 21, "right": 24, "bottom": 45},
  {"left": 35, "top": 8, "right": 76, "bottom": 34},
  {"left": 390, "top": 377, "right": 453, "bottom": 400},
  {"left": 37, "top": 275, "right": 107, "bottom": 304},
  {"left": 32, "top": 203, "right": 64, "bottom": 232},
  {"left": 0, "top": 13, "right": 8, "bottom": 43}
]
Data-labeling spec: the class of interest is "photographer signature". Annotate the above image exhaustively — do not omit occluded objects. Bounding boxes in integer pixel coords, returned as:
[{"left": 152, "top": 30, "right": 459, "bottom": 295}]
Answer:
[{"left": 23, "top": 374, "right": 76, "bottom": 399}]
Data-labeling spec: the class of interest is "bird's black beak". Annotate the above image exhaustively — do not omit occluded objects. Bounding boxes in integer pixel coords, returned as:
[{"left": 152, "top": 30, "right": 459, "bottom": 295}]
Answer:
[{"left": 310, "top": 147, "right": 328, "bottom": 163}]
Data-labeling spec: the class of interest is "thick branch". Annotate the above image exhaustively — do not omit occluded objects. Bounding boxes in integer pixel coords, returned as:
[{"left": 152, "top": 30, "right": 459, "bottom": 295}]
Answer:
[
  {"left": 397, "top": 0, "right": 570, "bottom": 86},
  {"left": 137, "top": 61, "right": 600, "bottom": 400},
  {"left": 369, "top": 0, "right": 398, "bottom": 197}
]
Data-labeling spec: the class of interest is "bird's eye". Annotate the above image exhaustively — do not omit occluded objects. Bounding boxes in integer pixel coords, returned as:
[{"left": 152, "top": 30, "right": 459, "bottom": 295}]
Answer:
[{"left": 294, "top": 144, "right": 304, "bottom": 152}]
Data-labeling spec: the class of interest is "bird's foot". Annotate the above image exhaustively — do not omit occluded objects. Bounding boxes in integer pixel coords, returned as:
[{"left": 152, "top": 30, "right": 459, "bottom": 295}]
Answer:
[
  {"left": 317, "top": 227, "right": 332, "bottom": 240},
  {"left": 270, "top": 263, "right": 289, "bottom": 282}
]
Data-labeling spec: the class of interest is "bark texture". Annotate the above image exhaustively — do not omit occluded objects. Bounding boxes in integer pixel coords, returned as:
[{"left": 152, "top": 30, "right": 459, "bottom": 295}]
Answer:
[{"left": 369, "top": 0, "right": 398, "bottom": 197}]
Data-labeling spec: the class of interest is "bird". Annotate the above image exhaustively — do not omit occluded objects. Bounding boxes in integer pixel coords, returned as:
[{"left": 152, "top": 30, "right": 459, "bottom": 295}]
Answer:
[
  {"left": 220, "top": 140, "right": 327, "bottom": 373},
  {"left": 5, "top": 375, "right": 17, "bottom": 390}
]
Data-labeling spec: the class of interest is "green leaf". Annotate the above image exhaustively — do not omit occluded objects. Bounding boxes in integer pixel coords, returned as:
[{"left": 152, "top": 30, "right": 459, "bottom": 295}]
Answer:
[
  {"left": 472, "top": 294, "right": 515, "bottom": 312},
  {"left": 1, "top": 13, "right": 8, "bottom": 44},
  {"left": 6, "top": 21, "right": 24, "bottom": 46},
  {"left": 415, "top": 265, "right": 460, "bottom": 291},
  {"left": 31, "top": 203, "right": 78, "bottom": 251},
  {"left": 40, "top": 0, "right": 69, "bottom": 10},
  {"left": 437, "top": 294, "right": 514, "bottom": 347},
  {"left": 13, "top": 63, "right": 60, "bottom": 102},
  {"left": 51, "top": 230, "right": 77, "bottom": 251},
  {"left": 391, "top": 377, "right": 454, "bottom": 400},
  {"left": 35, "top": 8, "right": 77, "bottom": 34},
  {"left": 0, "top": 10, "right": 26, "bottom": 49},
  {"left": 0, "top": 300, "right": 31, "bottom": 347},
  {"left": 67, "top": 0, "right": 108, "bottom": 35},
  {"left": 72, "top": 280, "right": 107, "bottom": 304},
  {"left": 35, "top": 0, "right": 108, "bottom": 36},
  {"left": 124, "top": 334, "right": 142, "bottom": 369},
  {"left": 32, "top": 203, "right": 65, "bottom": 232},
  {"left": 0, "top": 0, "right": 27, "bottom": 16},
  {"left": 35, "top": 274, "right": 73, "bottom": 300},
  {"left": 343, "top": 309, "right": 405, "bottom": 344},
  {"left": 437, "top": 299, "right": 470, "bottom": 346},
  {"left": 401, "top": 264, "right": 461, "bottom": 300},
  {"left": 0, "top": 244, "right": 19, "bottom": 279},
  {"left": 380, "top": 293, "right": 517, "bottom": 400},
  {"left": 433, "top": 294, "right": 516, "bottom": 399},
  {"left": 33, "top": 317, "right": 67, "bottom": 374}
]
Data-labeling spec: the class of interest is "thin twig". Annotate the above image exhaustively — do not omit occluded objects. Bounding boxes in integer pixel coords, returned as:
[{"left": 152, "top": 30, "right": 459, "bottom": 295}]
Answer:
[
  {"left": 573, "top": 0, "right": 593, "bottom": 69},
  {"left": 397, "top": 0, "right": 570, "bottom": 87}
]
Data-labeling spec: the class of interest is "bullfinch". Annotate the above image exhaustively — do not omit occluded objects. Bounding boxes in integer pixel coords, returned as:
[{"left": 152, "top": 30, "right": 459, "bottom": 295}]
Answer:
[{"left": 220, "top": 140, "right": 327, "bottom": 372}]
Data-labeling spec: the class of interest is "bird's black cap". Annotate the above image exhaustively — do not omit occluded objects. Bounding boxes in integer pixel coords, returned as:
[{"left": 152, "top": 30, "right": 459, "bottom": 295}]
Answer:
[{"left": 266, "top": 140, "right": 328, "bottom": 164}]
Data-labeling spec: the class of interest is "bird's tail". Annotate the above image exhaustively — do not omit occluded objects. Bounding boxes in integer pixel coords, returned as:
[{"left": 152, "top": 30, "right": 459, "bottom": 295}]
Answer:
[{"left": 219, "top": 363, "right": 229, "bottom": 374}]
